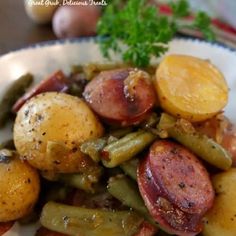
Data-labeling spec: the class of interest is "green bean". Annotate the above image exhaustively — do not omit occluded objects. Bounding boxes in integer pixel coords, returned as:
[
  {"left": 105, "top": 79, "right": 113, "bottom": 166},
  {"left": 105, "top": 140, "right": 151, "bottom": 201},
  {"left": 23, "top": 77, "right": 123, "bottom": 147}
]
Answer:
[
  {"left": 40, "top": 202, "right": 144, "bottom": 236},
  {"left": 102, "top": 131, "right": 156, "bottom": 168},
  {"left": 0, "top": 73, "right": 33, "bottom": 127},
  {"left": 108, "top": 175, "right": 156, "bottom": 226},
  {"left": 107, "top": 136, "right": 118, "bottom": 144},
  {"left": 70, "top": 65, "right": 84, "bottom": 74},
  {"left": 120, "top": 158, "right": 139, "bottom": 180},
  {"left": 109, "top": 127, "right": 133, "bottom": 139},
  {"left": 82, "top": 63, "right": 130, "bottom": 80},
  {"left": 80, "top": 138, "right": 107, "bottom": 163},
  {"left": 45, "top": 184, "right": 71, "bottom": 202},
  {"left": 80, "top": 129, "right": 135, "bottom": 163},
  {"left": 59, "top": 172, "right": 102, "bottom": 193},
  {"left": 158, "top": 113, "right": 232, "bottom": 170},
  {"left": 141, "top": 112, "right": 160, "bottom": 128}
]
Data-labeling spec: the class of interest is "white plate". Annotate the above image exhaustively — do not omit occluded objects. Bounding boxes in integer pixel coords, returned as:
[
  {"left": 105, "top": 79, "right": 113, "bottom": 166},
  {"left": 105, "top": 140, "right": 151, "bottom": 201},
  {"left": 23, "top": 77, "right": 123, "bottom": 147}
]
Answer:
[{"left": 0, "top": 38, "right": 236, "bottom": 235}]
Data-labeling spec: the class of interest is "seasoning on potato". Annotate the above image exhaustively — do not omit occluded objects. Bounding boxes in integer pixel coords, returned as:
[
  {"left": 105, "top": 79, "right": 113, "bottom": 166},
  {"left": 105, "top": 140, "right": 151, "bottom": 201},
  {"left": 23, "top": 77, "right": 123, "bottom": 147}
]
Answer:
[
  {"left": 13, "top": 92, "right": 104, "bottom": 173},
  {"left": 155, "top": 55, "right": 229, "bottom": 122},
  {"left": 0, "top": 150, "right": 40, "bottom": 222},
  {"left": 202, "top": 168, "right": 236, "bottom": 236}
]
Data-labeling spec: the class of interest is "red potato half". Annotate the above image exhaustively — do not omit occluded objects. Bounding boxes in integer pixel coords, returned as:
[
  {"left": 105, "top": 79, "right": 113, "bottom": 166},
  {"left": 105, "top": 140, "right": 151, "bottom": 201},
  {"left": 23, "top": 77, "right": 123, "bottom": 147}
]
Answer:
[
  {"left": 83, "top": 68, "right": 157, "bottom": 126},
  {"left": 52, "top": 5, "right": 101, "bottom": 38},
  {"left": 137, "top": 140, "right": 215, "bottom": 236}
]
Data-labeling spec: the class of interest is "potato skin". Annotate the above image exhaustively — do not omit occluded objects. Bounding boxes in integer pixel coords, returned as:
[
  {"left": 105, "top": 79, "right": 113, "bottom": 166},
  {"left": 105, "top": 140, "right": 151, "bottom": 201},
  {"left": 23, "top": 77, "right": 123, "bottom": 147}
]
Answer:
[
  {"left": 14, "top": 92, "right": 104, "bottom": 173},
  {"left": 202, "top": 168, "right": 236, "bottom": 236},
  {"left": 0, "top": 153, "right": 40, "bottom": 222},
  {"left": 155, "top": 55, "right": 228, "bottom": 122}
]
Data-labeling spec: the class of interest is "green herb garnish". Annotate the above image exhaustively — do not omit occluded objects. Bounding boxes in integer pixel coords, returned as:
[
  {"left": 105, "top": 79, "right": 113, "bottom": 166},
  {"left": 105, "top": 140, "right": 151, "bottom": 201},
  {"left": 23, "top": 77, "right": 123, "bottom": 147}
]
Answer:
[{"left": 97, "top": 0, "right": 215, "bottom": 67}]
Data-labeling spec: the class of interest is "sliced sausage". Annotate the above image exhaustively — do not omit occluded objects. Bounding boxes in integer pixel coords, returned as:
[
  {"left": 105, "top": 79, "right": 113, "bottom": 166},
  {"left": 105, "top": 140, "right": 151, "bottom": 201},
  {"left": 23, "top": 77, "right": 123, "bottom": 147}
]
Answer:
[
  {"left": 148, "top": 140, "right": 214, "bottom": 215},
  {"left": 195, "top": 114, "right": 236, "bottom": 166},
  {"left": 137, "top": 140, "right": 215, "bottom": 235},
  {"left": 83, "top": 68, "right": 156, "bottom": 126},
  {"left": 12, "top": 70, "right": 69, "bottom": 112},
  {"left": 0, "top": 221, "right": 14, "bottom": 236},
  {"left": 138, "top": 155, "right": 203, "bottom": 236}
]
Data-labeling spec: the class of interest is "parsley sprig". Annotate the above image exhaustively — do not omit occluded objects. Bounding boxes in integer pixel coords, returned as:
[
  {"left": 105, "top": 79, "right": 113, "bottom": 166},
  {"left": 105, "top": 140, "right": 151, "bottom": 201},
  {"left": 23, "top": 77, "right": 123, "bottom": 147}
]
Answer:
[{"left": 97, "top": 0, "right": 215, "bottom": 67}]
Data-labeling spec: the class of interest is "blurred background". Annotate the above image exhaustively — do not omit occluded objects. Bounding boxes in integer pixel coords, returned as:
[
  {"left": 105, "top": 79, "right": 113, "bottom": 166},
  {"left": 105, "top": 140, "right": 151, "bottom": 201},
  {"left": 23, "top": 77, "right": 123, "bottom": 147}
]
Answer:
[{"left": 0, "top": 0, "right": 236, "bottom": 55}]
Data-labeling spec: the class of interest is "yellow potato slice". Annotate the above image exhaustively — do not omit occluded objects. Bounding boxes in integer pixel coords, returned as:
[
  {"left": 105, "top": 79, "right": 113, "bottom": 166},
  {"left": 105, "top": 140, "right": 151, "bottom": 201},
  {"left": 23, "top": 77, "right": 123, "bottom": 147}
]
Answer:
[
  {"left": 0, "top": 151, "right": 40, "bottom": 222},
  {"left": 155, "top": 55, "right": 228, "bottom": 122},
  {"left": 14, "top": 92, "right": 104, "bottom": 173},
  {"left": 202, "top": 168, "right": 236, "bottom": 236}
]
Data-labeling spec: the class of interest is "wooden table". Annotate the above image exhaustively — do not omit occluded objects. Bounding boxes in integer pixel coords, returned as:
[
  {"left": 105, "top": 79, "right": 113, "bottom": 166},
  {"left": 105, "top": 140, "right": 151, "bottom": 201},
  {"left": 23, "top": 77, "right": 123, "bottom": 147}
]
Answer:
[{"left": 0, "top": 0, "right": 56, "bottom": 55}]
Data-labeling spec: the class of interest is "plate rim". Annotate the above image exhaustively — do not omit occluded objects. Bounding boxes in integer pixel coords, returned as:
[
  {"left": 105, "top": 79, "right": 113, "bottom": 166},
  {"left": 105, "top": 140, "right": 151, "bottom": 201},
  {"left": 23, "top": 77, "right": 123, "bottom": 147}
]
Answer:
[
  {"left": 0, "top": 36, "right": 235, "bottom": 61},
  {"left": 1, "top": 36, "right": 236, "bottom": 236}
]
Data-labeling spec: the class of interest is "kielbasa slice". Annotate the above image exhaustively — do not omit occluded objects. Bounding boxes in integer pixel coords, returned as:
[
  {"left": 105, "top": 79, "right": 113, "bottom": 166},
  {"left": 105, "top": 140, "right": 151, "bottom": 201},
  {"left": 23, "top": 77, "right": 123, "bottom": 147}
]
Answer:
[
  {"left": 12, "top": 70, "right": 69, "bottom": 112},
  {"left": 83, "top": 68, "right": 156, "bottom": 126},
  {"left": 137, "top": 140, "right": 215, "bottom": 235},
  {"left": 148, "top": 140, "right": 214, "bottom": 215},
  {"left": 138, "top": 155, "right": 203, "bottom": 236}
]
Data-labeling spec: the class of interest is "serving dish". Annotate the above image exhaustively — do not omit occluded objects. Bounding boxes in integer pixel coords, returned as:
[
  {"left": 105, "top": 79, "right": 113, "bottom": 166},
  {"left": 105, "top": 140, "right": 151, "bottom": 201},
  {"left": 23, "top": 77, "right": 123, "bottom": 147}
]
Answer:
[{"left": 0, "top": 37, "right": 236, "bottom": 235}]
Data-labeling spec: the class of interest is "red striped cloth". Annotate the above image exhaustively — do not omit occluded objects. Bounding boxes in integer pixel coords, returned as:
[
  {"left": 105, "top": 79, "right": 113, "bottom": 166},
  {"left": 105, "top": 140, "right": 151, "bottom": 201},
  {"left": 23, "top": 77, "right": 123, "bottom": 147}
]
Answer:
[{"left": 158, "top": 4, "right": 236, "bottom": 48}]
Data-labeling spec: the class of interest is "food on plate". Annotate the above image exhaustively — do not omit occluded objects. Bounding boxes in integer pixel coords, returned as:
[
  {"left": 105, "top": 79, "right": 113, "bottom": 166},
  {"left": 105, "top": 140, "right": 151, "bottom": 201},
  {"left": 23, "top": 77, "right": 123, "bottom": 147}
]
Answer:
[
  {"left": 0, "top": 150, "right": 40, "bottom": 222},
  {"left": 40, "top": 201, "right": 144, "bottom": 236},
  {"left": 137, "top": 140, "right": 214, "bottom": 235},
  {"left": 14, "top": 92, "right": 104, "bottom": 173},
  {"left": 12, "top": 71, "right": 69, "bottom": 113},
  {"left": 155, "top": 55, "right": 228, "bottom": 122},
  {"left": 0, "top": 54, "right": 235, "bottom": 235},
  {"left": 202, "top": 168, "right": 236, "bottom": 236},
  {"left": 83, "top": 68, "right": 157, "bottom": 126},
  {"left": 101, "top": 130, "right": 156, "bottom": 168},
  {"left": 0, "top": 73, "right": 33, "bottom": 127},
  {"left": 195, "top": 114, "right": 236, "bottom": 166},
  {"left": 157, "top": 113, "right": 232, "bottom": 170}
]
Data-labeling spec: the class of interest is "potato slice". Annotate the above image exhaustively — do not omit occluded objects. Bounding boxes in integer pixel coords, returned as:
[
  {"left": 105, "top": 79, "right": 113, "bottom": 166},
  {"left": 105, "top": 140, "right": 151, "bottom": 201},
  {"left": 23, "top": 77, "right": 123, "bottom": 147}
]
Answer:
[
  {"left": 202, "top": 168, "right": 236, "bottom": 236},
  {"left": 0, "top": 151, "right": 40, "bottom": 222},
  {"left": 14, "top": 92, "right": 104, "bottom": 173},
  {"left": 155, "top": 55, "right": 228, "bottom": 122}
]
